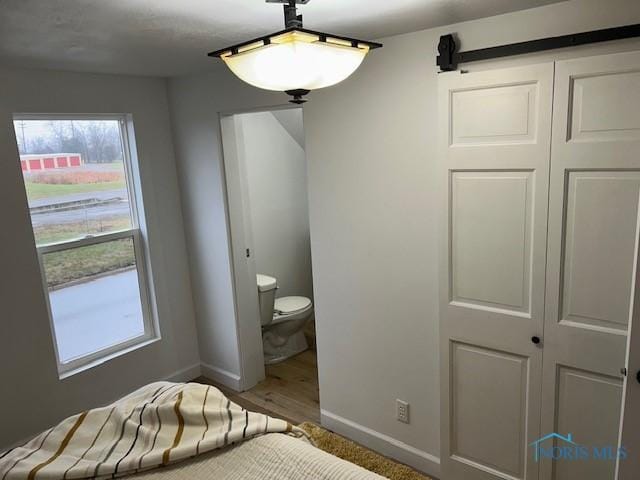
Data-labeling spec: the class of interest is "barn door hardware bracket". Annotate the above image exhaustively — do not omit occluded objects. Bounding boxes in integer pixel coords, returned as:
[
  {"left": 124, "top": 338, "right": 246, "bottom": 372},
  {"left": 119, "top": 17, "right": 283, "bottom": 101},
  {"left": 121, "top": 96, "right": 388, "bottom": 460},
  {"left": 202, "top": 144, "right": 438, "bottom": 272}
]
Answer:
[{"left": 437, "top": 23, "right": 640, "bottom": 72}]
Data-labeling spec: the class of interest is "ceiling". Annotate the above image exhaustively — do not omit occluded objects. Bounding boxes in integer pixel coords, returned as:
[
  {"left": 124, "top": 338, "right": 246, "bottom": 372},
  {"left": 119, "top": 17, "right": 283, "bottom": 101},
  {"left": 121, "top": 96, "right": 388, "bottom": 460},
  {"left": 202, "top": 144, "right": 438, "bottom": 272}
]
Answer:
[{"left": 0, "top": 0, "right": 565, "bottom": 77}]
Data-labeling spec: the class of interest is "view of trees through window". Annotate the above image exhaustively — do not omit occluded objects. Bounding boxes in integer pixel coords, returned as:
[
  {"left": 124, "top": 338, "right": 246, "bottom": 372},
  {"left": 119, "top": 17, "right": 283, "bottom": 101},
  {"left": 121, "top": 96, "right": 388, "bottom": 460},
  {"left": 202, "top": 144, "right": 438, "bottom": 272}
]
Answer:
[{"left": 14, "top": 119, "right": 124, "bottom": 163}]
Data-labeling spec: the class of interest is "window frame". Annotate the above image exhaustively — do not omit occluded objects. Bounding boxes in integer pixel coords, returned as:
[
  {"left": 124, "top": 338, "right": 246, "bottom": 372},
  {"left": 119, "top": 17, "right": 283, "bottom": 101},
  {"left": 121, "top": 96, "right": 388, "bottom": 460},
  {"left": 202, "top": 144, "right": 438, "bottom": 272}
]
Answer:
[{"left": 14, "top": 113, "right": 159, "bottom": 377}]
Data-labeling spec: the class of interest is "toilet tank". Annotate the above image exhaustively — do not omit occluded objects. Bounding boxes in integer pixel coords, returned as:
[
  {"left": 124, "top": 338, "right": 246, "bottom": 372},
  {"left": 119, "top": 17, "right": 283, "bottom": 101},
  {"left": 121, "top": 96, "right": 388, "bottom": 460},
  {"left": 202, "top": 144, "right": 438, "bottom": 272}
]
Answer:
[{"left": 256, "top": 274, "right": 277, "bottom": 326}]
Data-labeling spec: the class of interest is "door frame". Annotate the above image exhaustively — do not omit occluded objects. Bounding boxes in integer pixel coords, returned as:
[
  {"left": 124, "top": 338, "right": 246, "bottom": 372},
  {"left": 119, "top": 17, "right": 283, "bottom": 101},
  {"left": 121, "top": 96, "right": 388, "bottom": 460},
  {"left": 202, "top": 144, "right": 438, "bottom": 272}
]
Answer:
[{"left": 218, "top": 103, "right": 304, "bottom": 391}]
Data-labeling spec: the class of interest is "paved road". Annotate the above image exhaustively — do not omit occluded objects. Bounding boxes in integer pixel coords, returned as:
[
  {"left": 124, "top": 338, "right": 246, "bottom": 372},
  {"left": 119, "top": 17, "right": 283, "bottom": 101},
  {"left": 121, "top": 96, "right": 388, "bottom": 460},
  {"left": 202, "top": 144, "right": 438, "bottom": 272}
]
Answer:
[
  {"left": 49, "top": 269, "right": 145, "bottom": 362},
  {"left": 29, "top": 188, "right": 127, "bottom": 208},
  {"left": 30, "top": 200, "right": 131, "bottom": 227}
]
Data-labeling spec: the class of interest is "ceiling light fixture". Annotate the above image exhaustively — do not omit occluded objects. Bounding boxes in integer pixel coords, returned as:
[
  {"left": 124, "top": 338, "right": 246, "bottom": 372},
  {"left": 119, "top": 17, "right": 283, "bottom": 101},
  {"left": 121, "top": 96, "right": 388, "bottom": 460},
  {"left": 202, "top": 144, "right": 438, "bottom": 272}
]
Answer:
[{"left": 208, "top": 0, "right": 382, "bottom": 104}]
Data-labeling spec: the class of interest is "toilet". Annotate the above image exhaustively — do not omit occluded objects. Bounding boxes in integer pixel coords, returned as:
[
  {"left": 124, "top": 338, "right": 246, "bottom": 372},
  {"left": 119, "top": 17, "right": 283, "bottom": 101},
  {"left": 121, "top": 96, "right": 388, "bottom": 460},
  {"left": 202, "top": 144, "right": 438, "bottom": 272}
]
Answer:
[{"left": 257, "top": 274, "right": 313, "bottom": 365}]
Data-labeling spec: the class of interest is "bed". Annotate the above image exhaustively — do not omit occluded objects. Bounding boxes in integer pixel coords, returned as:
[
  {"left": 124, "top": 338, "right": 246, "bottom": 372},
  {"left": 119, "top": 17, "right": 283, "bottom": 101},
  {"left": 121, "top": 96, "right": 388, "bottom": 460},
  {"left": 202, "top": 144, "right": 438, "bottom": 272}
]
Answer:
[{"left": 0, "top": 382, "right": 383, "bottom": 480}]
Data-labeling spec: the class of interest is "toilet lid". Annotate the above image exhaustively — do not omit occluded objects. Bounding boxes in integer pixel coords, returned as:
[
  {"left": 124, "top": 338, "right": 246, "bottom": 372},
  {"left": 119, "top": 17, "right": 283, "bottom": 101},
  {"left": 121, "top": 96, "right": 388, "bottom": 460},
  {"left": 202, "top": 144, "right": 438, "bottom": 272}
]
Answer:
[{"left": 274, "top": 296, "right": 312, "bottom": 315}]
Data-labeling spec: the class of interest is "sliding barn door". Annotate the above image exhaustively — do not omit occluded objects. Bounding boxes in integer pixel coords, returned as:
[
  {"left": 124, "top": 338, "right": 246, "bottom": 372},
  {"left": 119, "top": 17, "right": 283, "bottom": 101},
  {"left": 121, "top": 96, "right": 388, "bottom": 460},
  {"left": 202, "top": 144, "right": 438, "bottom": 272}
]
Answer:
[
  {"left": 541, "top": 51, "right": 640, "bottom": 480},
  {"left": 618, "top": 227, "right": 640, "bottom": 479},
  {"left": 439, "top": 64, "right": 553, "bottom": 480}
]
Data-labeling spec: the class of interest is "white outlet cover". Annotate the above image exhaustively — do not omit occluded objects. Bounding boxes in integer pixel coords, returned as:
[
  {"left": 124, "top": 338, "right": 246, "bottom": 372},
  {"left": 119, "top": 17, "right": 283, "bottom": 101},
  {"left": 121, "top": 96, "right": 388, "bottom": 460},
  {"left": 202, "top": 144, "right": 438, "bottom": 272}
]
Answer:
[{"left": 396, "top": 399, "right": 410, "bottom": 424}]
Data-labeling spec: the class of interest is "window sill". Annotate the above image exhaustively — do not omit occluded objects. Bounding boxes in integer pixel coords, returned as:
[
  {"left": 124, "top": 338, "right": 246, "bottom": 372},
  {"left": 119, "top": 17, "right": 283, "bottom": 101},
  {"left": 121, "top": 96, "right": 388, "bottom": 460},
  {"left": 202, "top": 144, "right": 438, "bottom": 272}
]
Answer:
[{"left": 58, "top": 335, "right": 161, "bottom": 380}]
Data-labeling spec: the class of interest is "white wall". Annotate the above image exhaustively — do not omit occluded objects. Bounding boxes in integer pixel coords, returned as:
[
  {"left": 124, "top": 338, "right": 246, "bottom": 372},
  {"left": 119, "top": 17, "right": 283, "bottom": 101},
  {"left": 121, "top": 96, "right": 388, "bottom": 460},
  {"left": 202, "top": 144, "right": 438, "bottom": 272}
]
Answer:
[
  {"left": 167, "top": 0, "right": 640, "bottom": 475},
  {"left": 0, "top": 67, "right": 200, "bottom": 449},
  {"left": 238, "top": 110, "right": 313, "bottom": 299},
  {"left": 167, "top": 73, "right": 285, "bottom": 389},
  {"left": 306, "top": 1, "right": 640, "bottom": 475}
]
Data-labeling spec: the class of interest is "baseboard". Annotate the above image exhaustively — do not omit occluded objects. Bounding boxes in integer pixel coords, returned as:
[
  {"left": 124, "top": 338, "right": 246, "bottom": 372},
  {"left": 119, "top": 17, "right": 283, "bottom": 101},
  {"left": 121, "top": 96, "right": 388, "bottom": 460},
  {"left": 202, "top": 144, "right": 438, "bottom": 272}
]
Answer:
[
  {"left": 164, "top": 362, "right": 202, "bottom": 383},
  {"left": 200, "top": 362, "right": 242, "bottom": 391},
  {"left": 320, "top": 409, "right": 441, "bottom": 479}
]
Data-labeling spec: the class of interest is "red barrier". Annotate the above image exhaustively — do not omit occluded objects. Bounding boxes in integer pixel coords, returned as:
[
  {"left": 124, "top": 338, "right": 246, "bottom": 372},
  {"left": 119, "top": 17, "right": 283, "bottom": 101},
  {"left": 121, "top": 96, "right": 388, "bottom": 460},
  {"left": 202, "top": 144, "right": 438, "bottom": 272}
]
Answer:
[{"left": 20, "top": 154, "right": 83, "bottom": 172}]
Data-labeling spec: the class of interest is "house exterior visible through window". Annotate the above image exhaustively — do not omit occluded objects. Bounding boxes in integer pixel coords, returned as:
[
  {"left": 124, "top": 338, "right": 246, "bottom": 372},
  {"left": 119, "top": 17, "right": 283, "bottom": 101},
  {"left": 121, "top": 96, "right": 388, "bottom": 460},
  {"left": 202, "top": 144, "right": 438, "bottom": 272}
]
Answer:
[{"left": 13, "top": 115, "right": 157, "bottom": 376}]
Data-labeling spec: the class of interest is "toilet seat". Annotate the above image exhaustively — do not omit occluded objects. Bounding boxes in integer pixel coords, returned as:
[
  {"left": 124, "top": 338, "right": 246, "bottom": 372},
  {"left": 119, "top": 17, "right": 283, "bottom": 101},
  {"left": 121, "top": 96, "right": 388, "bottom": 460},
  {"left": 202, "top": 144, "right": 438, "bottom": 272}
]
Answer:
[{"left": 272, "top": 296, "right": 312, "bottom": 323}]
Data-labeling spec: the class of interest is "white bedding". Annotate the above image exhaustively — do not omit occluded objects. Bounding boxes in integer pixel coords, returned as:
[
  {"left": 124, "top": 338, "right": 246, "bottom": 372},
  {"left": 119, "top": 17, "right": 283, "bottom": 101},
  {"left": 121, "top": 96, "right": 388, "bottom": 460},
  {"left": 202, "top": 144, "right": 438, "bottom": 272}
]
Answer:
[
  {"left": 0, "top": 382, "right": 301, "bottom": 480},
  {"left": 134, "top": 433, "right": 384, "bottom": 480},
  {"left": 0, "top": 382, "right": 384, "bottom": 480}
]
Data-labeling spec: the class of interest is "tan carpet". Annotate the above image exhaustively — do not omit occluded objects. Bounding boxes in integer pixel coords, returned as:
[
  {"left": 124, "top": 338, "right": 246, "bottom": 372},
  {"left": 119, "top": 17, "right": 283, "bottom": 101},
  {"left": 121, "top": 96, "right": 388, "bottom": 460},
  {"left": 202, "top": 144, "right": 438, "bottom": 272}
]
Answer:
[{"left": 299, "top": 422, "right": 432, "bottom": 480}]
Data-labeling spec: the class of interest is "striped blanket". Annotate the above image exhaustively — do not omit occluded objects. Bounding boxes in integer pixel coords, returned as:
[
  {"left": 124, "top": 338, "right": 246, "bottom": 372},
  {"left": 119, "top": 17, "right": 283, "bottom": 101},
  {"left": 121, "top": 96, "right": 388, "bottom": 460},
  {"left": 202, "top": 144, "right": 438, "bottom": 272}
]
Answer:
[{"left": 0, "top": 382, "right": 304, "bottom": 480}]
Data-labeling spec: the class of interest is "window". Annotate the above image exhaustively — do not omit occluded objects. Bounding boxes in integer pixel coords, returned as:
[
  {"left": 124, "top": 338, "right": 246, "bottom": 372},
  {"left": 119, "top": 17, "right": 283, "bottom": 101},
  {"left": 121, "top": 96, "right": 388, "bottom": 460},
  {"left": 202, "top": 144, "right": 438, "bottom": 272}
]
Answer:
[{"left": 13, "top": 115, "right": 157, "bottom": 376}]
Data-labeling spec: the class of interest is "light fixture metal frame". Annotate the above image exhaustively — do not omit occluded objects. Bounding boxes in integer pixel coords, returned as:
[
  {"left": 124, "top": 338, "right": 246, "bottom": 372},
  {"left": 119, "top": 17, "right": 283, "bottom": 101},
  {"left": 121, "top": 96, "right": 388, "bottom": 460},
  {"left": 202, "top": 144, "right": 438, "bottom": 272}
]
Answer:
[{"left": 207, "top": 26, "right": 383, "bottom": 59}]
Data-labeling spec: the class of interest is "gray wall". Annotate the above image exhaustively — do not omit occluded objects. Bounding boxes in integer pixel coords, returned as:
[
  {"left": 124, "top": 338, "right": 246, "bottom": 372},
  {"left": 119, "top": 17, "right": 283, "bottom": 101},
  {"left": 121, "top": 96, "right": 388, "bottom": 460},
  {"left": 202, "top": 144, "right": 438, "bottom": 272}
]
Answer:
[
  {"left": 167, "top": 72, "right": 284, "bottom": 387},
  {"left": 238, "top": 110, "right": 313, "bottom": 300},
  {"left": 166, "top": 0, "right": 640, "bottom": 475},
  {"left": 0, "top": 67, "right": 200, "bottom": 449}
]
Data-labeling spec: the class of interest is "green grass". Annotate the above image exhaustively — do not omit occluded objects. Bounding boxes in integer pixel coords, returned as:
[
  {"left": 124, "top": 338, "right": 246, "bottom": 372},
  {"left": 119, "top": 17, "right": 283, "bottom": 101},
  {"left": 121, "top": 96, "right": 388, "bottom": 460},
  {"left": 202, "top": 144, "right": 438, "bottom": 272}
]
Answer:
[
  {"left": 25, "top": 180, "right": 126, "bottom": 200},
  {"left": 34, "top": 216, "right": 131, "bottom": 245},
  {"left": 35, "top": 216, "right": 134, "bottom": 287},
  {"left": 43, "top": 238, "right": 136, "bottom": 288}
]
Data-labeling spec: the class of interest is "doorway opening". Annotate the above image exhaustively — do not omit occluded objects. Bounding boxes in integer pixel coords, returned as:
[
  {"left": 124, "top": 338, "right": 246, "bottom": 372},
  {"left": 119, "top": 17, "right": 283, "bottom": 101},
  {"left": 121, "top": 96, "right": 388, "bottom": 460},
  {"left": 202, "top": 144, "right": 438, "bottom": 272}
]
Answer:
[{"left": 216, "top": 106, "right": 319, "bottom": 425}]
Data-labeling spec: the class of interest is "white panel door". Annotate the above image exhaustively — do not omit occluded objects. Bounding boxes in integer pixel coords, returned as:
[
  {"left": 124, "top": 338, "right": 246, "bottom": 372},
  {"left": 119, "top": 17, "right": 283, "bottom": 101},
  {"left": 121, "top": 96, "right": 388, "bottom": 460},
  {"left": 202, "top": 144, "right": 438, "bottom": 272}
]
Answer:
[
  {"left": 439, "top": 63, "right": 553, "bottom": 480},
  {"left": 541, "top": 51, "right": 640, "bottom": 480},
  {"left": 618, "top": 228, "right": 640, "bottom": 479}
]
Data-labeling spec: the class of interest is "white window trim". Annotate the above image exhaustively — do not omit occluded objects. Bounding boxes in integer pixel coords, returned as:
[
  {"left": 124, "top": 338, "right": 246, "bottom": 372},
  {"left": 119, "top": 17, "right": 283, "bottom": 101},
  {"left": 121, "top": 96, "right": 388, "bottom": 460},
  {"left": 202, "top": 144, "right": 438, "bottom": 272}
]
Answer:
[{"left": 14, "top": 113, "right": 159, "bottom": 378}]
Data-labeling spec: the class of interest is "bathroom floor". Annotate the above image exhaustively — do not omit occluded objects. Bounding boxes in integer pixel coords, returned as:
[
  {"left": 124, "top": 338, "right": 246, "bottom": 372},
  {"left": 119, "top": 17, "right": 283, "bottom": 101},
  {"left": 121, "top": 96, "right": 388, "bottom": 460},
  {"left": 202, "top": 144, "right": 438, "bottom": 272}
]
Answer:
[{"left": 197, "top": 348, "right": 320, "bottom": 425}]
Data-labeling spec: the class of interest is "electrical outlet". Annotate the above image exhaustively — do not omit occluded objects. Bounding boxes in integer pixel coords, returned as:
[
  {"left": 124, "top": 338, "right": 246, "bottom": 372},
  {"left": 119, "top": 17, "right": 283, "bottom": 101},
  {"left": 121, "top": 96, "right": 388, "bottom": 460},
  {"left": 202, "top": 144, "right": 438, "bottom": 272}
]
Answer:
[{"left": 396, "top": 399, "right": 410, "bottom": 424}]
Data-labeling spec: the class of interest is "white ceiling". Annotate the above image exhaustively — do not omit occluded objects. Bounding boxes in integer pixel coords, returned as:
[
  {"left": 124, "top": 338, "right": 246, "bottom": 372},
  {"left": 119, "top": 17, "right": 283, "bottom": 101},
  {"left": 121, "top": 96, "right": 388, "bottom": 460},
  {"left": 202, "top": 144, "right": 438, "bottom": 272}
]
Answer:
[{"left": 0, "top": 0, "right": 565, "bottom": 77}]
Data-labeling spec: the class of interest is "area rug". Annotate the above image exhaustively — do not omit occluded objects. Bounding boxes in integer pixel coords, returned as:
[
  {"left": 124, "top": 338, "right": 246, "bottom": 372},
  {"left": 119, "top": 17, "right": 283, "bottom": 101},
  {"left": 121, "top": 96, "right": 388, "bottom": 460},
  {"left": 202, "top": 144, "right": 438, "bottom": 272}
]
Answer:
[{"left": 299, "top": 422, "right": 432, "bottom": 480}]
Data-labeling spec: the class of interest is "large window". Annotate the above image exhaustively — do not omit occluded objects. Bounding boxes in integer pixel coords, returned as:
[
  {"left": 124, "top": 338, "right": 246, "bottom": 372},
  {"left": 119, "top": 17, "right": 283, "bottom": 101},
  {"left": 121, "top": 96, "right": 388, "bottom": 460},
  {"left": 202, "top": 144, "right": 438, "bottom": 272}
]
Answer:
[{"left": 13, "top": 115, "right": 157, "bottom": 376}]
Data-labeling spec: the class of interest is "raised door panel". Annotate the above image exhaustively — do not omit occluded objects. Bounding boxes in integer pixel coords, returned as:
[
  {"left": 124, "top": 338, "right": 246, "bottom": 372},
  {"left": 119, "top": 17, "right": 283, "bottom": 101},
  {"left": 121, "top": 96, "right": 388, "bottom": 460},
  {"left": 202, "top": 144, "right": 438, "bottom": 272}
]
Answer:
[
  {"left": 451, "top": 83, "right": 538, "bottom": 146},
  {"left": 561, "top": 171, "right": 640, "bottom": 331},
  {"left": 450, "top": 171, "right": 533, "bottom": 314},
  {"left": 451, "top": 342, "right": 529, "bottom": 479},
  {"left": 570, "top": 71, "right": 640, "bottom": 143},
  {"left": 552, "top": 367, "right": 623, "bottom": 480}
]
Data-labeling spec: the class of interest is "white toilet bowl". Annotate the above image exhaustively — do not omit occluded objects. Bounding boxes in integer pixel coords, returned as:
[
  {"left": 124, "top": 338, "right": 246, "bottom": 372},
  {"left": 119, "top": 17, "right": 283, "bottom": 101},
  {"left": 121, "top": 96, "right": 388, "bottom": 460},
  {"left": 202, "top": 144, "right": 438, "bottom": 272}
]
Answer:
[{"left": 257, "top": 274, "right": 313, "bottom": 365}]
